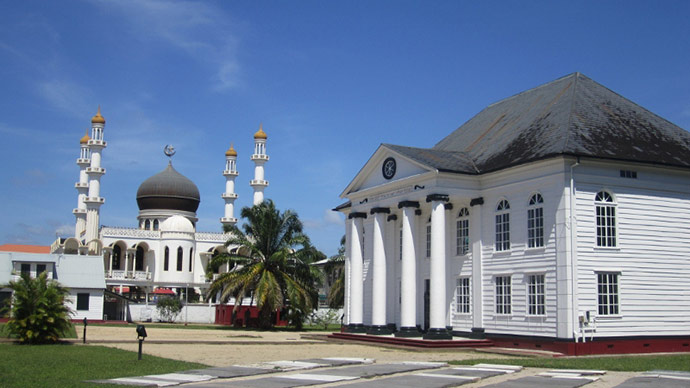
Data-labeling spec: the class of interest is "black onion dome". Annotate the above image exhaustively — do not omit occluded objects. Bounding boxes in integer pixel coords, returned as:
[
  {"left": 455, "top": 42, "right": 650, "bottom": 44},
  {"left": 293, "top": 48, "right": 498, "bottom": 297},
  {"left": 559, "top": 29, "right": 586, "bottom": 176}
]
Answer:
[{"left": 136, "top": 162, "right": 200, "bottom": 212}]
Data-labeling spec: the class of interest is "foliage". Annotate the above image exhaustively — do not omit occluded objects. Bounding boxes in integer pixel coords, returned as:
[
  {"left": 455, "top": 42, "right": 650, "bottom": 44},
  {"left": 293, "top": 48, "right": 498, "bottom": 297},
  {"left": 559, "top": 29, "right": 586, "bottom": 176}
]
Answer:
[
  {"left": 309, "top": 309, "right": 341, "bottom": 330},
  {"left": 156, "top": 296, "right": 183, "bottom": 323},
  {"left": 448, "top": 354, "right": 690, "bottom": 372},
  {"left": 325, "top": 235, "right": 345, "bottom": 308},
  {"left": 206, "top": 200, "right": 321, "bottom": 329},
  {"left": 3, "top": 272, "right": 73, "bottom": 344},
  {"left": 0, "top": 343, "right": 206, "bottom": 388}
]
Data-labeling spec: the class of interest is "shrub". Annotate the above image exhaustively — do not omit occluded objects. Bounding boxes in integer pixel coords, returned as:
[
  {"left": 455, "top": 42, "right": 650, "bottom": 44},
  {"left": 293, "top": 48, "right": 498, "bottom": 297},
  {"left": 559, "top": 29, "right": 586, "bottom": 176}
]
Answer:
[
  {"left": 156, "top": 296, "right": 182, "bottom": 323},
  {"left": 3, "top": 272, "right": 73, "bottom": 344}
]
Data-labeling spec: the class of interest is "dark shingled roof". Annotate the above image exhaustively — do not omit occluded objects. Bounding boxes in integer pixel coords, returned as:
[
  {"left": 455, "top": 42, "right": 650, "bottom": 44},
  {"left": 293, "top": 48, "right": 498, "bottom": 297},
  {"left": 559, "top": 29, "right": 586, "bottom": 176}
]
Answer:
[{"left": 391, "top": 73, "right": 690, "bottom": 174}]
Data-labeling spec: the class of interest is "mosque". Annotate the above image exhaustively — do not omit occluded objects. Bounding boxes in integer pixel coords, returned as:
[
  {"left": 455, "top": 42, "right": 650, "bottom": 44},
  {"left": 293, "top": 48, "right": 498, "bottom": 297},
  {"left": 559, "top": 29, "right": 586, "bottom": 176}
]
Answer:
[{"left": 50, "top": 108, "right": 270, "bottom": 307}]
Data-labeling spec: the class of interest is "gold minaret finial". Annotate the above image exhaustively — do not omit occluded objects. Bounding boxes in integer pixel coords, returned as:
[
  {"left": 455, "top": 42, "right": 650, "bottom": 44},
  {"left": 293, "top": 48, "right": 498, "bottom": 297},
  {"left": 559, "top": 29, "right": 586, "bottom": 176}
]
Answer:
[
  {"left": 91, "top": 105, "right": 106, "bottom": 124},
  {"left": 225, "top": 142, "right": 237, "bottom": 157},
  {"left": 254, "top": 123, "right": 267, "bottom": 139}
]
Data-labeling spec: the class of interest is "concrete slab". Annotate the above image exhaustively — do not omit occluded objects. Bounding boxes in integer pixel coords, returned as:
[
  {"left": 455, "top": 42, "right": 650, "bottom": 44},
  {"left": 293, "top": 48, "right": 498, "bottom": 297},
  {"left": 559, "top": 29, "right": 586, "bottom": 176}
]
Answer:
[
  {"left": 337, "top": 374, "right": 478, "bottom": 388},
  {"left": 615, "top": 376, "right": 690, "bottom": 388},
  {"left": 428, "top": 367, "right": 507, "bottom": 379},
  {"left": 482, "top": 376, "right": 596, "bottom": 388},
  {"left": 298, "top": 357, "right": 373, "bottom": 367},
  {"left": 183, "top": 366, "right": 281, "bottom": 378},
  {"left": 302, "top": 362, "right": 445, "bottom": 378}
]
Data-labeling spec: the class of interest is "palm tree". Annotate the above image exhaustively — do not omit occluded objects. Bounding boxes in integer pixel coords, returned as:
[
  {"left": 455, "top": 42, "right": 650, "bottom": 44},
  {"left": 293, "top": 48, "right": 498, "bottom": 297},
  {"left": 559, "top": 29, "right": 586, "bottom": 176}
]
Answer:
[
  {"left": 3, "top": 272, "right": 73, "bottom": 344},
  {"left": 206, "top": 200, "right": 320, "bottom": 329},
  {"left": 325, "top": 235, "right": 345, "bottom": 309}
]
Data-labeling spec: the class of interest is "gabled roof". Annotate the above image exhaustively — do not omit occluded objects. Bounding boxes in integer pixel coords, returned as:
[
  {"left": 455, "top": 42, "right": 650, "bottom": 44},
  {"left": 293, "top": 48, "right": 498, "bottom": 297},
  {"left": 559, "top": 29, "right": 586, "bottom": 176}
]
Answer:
[{"left": 405, "top": 73, "right": 690, "bottom": 173}]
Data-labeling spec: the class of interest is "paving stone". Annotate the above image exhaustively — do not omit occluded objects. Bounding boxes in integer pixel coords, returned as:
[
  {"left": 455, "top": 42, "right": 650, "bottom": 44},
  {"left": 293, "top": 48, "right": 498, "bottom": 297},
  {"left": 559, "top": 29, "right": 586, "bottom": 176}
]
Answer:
[
  {"left": 183, "top": 366, "right": 281, "bottom": 378},
  {"left": 481, "top": 375, "right": 597, "bottom": 388},
  {"left": 302, "top": 362, "right": 446, "bottom": 378},
  {"left": 441, "top": 366, "right": 510, "bottom": 379},
  {"left": 614, "top": 376, "right": 690, "bottom": 388},
  {"left": 337, "top": 374, "right": 479, "bottom": 388}
]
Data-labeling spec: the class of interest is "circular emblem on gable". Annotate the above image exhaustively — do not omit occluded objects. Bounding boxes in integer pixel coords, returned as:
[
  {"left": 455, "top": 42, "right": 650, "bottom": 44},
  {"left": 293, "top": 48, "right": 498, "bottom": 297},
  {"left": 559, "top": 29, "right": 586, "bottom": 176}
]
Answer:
[{"left": 382, "top": 157, "right": 396, "bottom": 180}]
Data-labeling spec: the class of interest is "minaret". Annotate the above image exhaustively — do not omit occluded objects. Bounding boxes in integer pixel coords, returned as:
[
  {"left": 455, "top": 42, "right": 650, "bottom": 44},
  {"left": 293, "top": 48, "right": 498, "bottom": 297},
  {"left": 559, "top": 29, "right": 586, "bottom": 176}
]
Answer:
[
  {"left": 73, "top": 129, "right": 91, "bottom": 239},
  {"left": 83, "top": 107, "right": 107, "bottom": 245},
  {"left": 250, "top": 124, "right": 269, "bottom": 205},
  {"left": 221, "top": 143, "right": 238, "bottom": 226}
]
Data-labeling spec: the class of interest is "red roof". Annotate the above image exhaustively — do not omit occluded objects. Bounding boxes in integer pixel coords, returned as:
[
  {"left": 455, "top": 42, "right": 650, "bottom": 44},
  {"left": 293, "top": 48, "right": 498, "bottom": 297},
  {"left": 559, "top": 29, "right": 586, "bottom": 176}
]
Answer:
[
  {"left": 0, "top": 244, "right": 51, "bottom": 254},
  {"left": 153, "top": 288, "right": 175, "bottom": 295}
]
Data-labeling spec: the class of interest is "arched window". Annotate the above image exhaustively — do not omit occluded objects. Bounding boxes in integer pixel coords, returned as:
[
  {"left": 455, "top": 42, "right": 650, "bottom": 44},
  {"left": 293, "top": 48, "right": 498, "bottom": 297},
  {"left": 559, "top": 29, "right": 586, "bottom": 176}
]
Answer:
[
  {"left": 135, "top": 246, "right": 144, "bottom": 271},
  {"left": 456, "top": 208, "right": 470, "bottom": 255},
  {"left": 153, "top": 219, "right": 159, "bottom": 231},
  {"left": 164, "top": 247, "right": 169, "bottom": 271},
  {"left": 189, "top": 248, "right": 194, "bottom": 272},
  {"left": 112, "top": 245, "right": 122, "bottom": 269},
  {"left": 595, "top": 191, "right": 616, "bottom": 247},
  {"left": 495, "top": 200, "right": 510, "bottom": 251},
  {"left": 527, "top": 194, "right": 544, "bottom": 248},
  {"left": 144, "top": 219, "right": 151, "bottom": 230},
  {"left": 177, "top": 247, "right": 183, "bottom": 271}
]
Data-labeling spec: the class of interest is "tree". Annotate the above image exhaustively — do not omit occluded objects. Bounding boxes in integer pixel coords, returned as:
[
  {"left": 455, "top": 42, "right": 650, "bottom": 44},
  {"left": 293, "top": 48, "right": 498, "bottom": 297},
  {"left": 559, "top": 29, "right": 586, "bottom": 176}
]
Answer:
[
  {"left": 325, "top": 235, "right": 345, "bottom": 309},
  {"left": 206, "top": 200, "right": 321, "bottom": 329},
  {"left": 156, "top": 296, "right": 183, "bottom": 323},
  {"left": 3, "top": 272, "right": 73, "bottom": 344}
]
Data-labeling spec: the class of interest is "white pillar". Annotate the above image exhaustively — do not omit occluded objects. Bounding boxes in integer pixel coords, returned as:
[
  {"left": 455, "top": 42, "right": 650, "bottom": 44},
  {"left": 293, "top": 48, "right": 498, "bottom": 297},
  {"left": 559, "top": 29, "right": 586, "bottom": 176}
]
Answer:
[
  {"left": 344, "top": 218, "right": 352, "bottom": 325},
  {"left": 221, "top": 144, "right": 239, "bottom": 227},
  {"left": 368, "top": 208, "right": 390, "bottom": 334},
  {"left": 424, "top": 194, "right": 452, "bottom": 339},
  {"left": 396, "top": 201, "right": 421, "bottom": 337},
  {"left": 250, "top": 125, "right": 269, "bottom": 206},
  {"left": 347, "top": 212, "right": 366, "bottom": 332}
]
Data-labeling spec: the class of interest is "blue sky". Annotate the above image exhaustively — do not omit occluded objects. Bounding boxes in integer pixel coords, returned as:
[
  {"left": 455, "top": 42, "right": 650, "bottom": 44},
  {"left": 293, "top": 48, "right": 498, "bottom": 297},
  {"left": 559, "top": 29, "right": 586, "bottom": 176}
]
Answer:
[{"left": 1, "top": 0, "right": 689, "bottom": 256}]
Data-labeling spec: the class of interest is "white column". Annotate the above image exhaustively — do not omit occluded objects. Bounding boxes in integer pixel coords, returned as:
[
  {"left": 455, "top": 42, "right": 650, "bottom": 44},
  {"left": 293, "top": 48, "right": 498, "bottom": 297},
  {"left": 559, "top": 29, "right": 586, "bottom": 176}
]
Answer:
[
  {"left": 424, "top": 194, "right": 452, "bottom": 339},
  {"left": 396, "top": 201, "right": 421, "bottom": 337},
  {"left": 344, "top": 218, "right": 352, "bottom": 325},
  {"left": 368, "top": 208, "right": 390, "bottom": 334},
  {"left": 347, "top": 212, "right": 366, "bottom": 332}
]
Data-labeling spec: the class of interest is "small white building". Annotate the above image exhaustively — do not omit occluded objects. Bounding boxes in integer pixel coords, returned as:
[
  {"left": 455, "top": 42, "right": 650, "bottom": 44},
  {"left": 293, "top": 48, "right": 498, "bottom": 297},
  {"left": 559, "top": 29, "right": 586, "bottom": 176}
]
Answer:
[
  {"left": 0, "top": 250, "right": 106, "bottom": 321},
  {"left": 337, "top": 73, "right": 690, "bottom": 354}
]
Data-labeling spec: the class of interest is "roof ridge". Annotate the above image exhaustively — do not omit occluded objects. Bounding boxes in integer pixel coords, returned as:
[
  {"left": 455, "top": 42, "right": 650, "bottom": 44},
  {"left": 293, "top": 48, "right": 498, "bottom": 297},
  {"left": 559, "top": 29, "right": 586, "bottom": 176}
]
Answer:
[
  {"left": 561, "top": 73, "right": 580, "bottom": 152},
  {"left": 486, "top": 72, "right": 581, "bottom": 109}
]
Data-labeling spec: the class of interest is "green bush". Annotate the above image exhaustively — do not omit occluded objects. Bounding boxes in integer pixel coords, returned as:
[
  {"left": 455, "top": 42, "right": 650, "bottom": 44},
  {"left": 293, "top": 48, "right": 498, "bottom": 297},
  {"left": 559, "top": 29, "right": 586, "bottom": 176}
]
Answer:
[
  {"left": 156, "top": 296, "right": 183, "bottom": 323},
  {"left": 3, "top": 272, "right": 73, "bottom": 344}
]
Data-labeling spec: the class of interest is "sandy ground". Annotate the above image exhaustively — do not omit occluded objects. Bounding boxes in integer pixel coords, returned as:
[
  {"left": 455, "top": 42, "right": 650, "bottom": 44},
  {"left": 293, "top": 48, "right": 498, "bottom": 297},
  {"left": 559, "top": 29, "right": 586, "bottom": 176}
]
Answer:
[{"left": 77, "top": 324, "right": 640, "bottom": 387}]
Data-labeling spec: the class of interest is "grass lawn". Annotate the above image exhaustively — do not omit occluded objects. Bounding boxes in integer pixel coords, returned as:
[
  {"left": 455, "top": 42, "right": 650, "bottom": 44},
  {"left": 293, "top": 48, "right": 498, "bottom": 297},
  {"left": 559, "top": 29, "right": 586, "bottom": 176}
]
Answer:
[
  {"left": 450, "top": 354, "right": 690, "bottom": 372},
  {"left": 0, "top": 343, "right": 207, "bottom": 388},
  {"left": 0, "top": 322, "right": 77, "bottom": 339}
]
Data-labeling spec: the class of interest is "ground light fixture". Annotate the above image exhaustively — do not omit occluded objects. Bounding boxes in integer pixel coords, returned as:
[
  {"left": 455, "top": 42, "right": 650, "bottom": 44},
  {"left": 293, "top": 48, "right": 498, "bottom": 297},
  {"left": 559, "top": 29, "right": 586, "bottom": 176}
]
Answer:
[
  {"left": 82, "top": 317, "right": 87, "bottom": 344},
  {"left": 136, "top": 324, "right": 147, "bottom": 360}
]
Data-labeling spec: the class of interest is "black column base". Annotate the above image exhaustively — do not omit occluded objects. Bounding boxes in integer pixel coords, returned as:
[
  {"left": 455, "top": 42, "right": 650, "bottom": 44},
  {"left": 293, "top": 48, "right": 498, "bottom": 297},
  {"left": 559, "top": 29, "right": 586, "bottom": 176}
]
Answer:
[
  {"left": 367, "top": 325, "right": 393, "bottom": 335},
  {"left": 386, "top": 323, "right": 397, "bottom": 332},
  {"left": 394, "top": 326, "right": 422, "bottom": 337},
  {"left": 346, "top": 323, "right": 367, "bottom": 333},
  {"left": 469, "top": 327, "right": 486, "bottom": 339},
  {"left": 423, "top": 328, "right": 453, "bottom": 340}
]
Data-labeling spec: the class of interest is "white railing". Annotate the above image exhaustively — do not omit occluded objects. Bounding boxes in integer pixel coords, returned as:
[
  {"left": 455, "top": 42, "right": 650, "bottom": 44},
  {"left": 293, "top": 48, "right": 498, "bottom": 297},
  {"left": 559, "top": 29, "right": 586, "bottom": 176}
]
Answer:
[
  {"left": 101, "top": 226, "right": 160, "bottom": 239},
  {"left": 195, "top": 232, "right": 231, "bottom": 242},
  {"left": 105, "top": 270, "right": 150, "bottom": 280}
]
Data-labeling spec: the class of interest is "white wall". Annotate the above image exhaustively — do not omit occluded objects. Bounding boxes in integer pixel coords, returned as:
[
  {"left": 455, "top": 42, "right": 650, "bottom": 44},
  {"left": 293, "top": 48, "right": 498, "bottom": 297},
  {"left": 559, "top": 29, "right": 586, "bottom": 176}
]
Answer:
[
  {"left": 66, "top": 289, "right": 104, "bottom": 320},
  {"left": 128, "top": 303, "right": 217, "bottom": 324}
]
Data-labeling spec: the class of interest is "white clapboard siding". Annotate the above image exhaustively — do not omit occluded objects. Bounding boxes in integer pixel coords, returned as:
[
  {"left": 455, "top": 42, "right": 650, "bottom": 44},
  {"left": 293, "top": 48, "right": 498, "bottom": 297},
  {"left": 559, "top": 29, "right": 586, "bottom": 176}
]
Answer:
[
  {"left": 575, "top": 167, "right": 690, "bottom": 337},
  {"left": 477, "top": 173, "right": 563, "bottom": 337}
]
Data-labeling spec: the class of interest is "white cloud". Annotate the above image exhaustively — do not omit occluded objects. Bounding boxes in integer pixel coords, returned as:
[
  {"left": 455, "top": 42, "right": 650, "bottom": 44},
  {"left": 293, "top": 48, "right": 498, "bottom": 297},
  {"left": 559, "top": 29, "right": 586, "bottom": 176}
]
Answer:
[
  {"left": 89, "top": 0, "right": 242, "bottom": 91},
  {"left": 324, "top": 209, "right": 344, "bottom": 226},
  {"left": 36, "top": 79, "right": 93, "bottom": 118}
]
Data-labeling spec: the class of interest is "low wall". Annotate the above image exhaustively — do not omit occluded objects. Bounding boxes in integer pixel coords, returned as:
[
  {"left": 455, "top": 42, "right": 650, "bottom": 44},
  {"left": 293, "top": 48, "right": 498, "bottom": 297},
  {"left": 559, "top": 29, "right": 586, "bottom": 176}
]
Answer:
[{"left": 128, "top": 303, "right": 216, "bottom": 324}]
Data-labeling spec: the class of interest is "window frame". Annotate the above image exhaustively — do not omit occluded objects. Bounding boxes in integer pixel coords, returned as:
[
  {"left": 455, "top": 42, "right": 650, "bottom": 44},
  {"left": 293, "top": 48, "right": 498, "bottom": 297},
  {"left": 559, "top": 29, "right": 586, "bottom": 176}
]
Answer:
[
  {"left": 597, "top": 272, "right": 621, "bottom": 316},
  {"left": 176, "top": 247, "right": 183, "bottom": 271},
  {"left": 495, "top": 200, "right": 510, "bottom": 252},
  {"left": 455, "top": 277, "right": 471, "bottom": 314},
  {"left": 164, "top": 247, "right": 169, "bottom": 271},
  {"left": 527, "top": 193, "right": 545, "bottom": 249},
  {"left": 456, "top": 208, "right": 470, "bottom": 256},
  {"left": 495, "top": 275, "right": 512, "bottom": 315},
  {"left": 527, "top": 274, "right": 546, "bottom": 316},
  {"left": 76, "top": 293, "right": 90, "bottom": 311},
  {"left": 595, "top": 191, "right": 617, "bottom": 248}
]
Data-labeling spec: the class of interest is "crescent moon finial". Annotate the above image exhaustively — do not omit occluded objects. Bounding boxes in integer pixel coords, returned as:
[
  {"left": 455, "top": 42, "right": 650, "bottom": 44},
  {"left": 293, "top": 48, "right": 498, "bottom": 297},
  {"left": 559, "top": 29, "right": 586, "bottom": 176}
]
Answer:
[{"left": 164, "top": 144, "right": 176, "bottom": 158}]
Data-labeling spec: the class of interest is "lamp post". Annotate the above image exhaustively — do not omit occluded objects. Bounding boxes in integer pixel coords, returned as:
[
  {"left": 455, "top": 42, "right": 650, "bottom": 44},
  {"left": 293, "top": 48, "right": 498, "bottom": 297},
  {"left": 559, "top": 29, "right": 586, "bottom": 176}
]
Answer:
[
  {"left": 136, "top": 325, "right": 147, "bottom": 360},
  {"left": 82, "top": 317, "right": 87, "bottom": 344}
]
